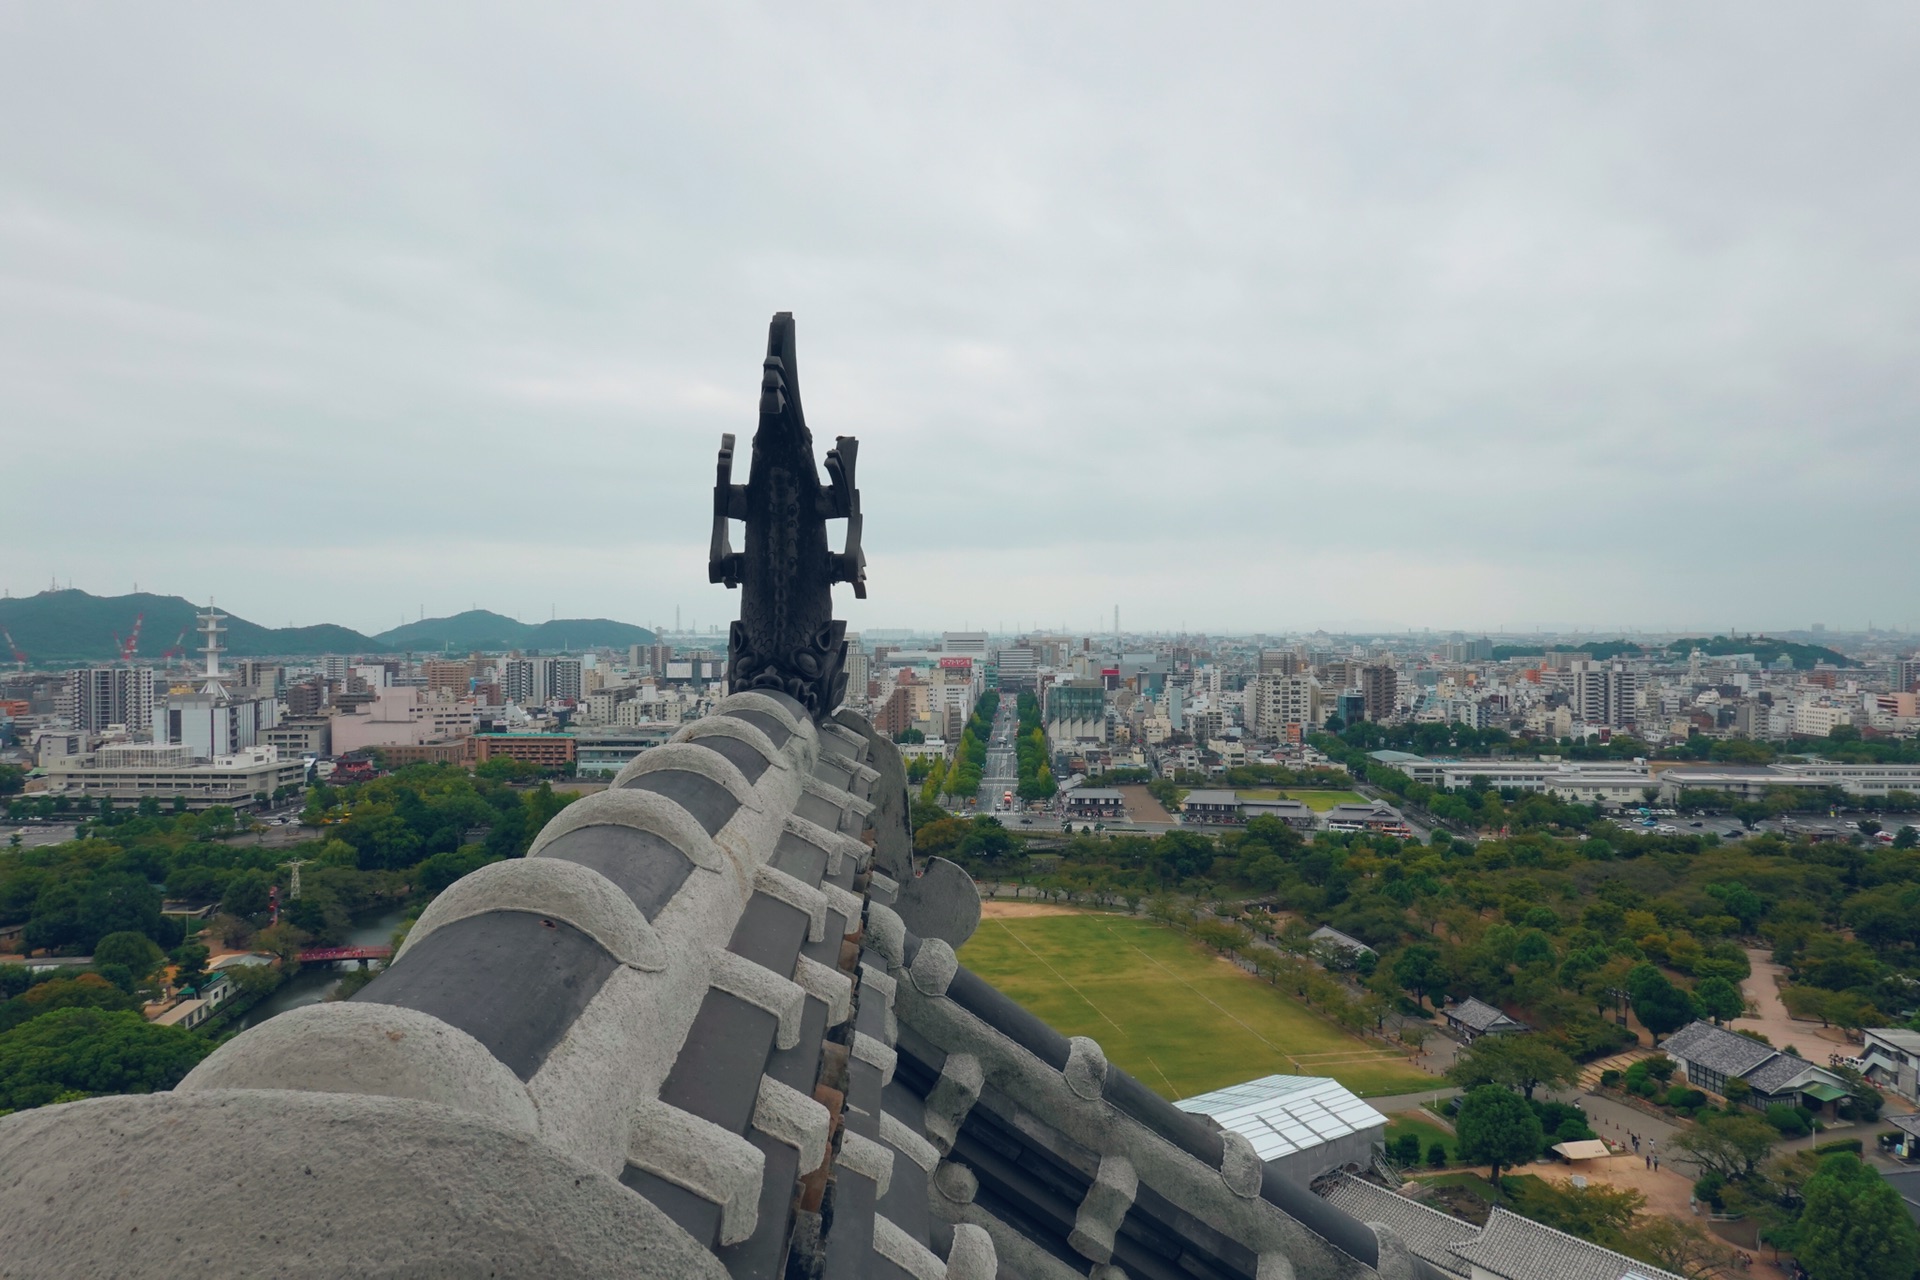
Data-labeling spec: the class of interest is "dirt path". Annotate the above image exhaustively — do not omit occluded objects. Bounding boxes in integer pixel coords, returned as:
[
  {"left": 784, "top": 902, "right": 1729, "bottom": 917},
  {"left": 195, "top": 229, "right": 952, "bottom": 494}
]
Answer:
[
  {"left": 979, "top": 901, "right": 1083, "bottom": 919},
  {"left": 1733, "top": 946, "right": 1849, "bottom": 1055},
  {"left": 1119, "top": 784, "right": 1174, "bottom": 825}
]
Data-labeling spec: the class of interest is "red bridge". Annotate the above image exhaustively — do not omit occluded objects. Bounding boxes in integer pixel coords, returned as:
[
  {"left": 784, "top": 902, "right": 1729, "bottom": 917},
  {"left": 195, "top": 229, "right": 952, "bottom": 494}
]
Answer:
[{"left": 297, "top": 945, "right": 394, "bottom": 964}]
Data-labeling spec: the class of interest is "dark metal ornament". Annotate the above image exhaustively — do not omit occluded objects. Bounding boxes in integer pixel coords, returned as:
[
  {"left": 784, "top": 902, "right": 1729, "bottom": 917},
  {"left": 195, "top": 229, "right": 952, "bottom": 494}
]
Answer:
[{"left": 709, "top": 313, "right": 866, "bottom": 721}]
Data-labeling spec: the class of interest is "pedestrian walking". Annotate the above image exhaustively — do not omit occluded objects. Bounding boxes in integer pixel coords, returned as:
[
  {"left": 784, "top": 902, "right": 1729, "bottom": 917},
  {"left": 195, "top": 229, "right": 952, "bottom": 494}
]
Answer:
[
  {"left": 1652, "top": 1155, "right": 1659, "bottom": 1171},
  {"left": 1644, "top": 1154, "right": 1651, "bottom": 1169}
]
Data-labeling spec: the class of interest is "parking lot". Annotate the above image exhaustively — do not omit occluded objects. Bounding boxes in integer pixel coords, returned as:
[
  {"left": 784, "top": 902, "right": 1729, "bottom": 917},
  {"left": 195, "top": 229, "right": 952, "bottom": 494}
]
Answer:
[{"left": 1609, "top": 810, "right": 1920, "bottom": 842}]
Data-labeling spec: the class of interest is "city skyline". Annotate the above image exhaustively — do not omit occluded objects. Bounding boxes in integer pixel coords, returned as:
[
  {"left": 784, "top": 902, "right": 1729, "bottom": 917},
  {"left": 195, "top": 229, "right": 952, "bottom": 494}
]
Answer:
[
  {"left": 4, "top": 7, "right": 1919, "bottom": 632},
  {"left": 1, "top": 580, "right": 1912, "bottom": 650}
]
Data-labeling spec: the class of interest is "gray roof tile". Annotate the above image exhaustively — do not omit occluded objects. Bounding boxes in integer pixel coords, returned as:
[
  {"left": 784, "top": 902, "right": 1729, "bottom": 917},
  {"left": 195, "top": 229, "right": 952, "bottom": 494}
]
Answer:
[
  {"left": 1319, "top": 1175, "right": 1475, "bottom": 1277},
  {"left": 1450, "top": 1207, "right": 1686, "bottom": 1280}
]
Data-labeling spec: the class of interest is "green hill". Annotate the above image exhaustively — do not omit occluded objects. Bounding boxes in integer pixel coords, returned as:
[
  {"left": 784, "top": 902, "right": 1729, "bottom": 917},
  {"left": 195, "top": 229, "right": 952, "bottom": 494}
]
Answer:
[
  {"left": 0, "top": 591, "right": 375, "bottom": 666},
  {"left": 368, "top": 610, "right": 655, "bottom": 653},
  {"left": 0, "top": 591, "right": 653, "bottom": 666},
  {"left": 1490, "top": 635, "right": 1854, "bottom": 670}
]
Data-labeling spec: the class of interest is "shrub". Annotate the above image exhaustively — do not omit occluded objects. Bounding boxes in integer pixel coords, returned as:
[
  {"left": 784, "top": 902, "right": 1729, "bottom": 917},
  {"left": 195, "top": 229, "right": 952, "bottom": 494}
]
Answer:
[
  {"left": 1390, "top": 1133, "right": 1422, "bottom": 1165},
  {"left": 1694, "top": 1170, "right": 1727, "bottom": 1211},
  {"left": 1814, "top": 1138, "right": 1864, "bottom": 1156},
  {"left": 1630, "top": 1076, "right": 1660, "bottom": 1098},
  {"left": 1599, "top": 1068, "right": 1622, "bottom": 1089},
  {"left": 1644, "top": 1055, "right": 1676, "bottom": 1083},
  {"left": 1765, "top": 1103, "right": 1812, "bottom": 1137},
  {"left": 1427, "top": 1141, "right": 1449, "bottom": 1169}
]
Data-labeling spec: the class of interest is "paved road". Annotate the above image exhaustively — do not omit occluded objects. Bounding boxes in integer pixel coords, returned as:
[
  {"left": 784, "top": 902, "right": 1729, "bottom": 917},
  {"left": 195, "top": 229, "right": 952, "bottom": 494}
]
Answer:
[{"left": 977, "top": 698, "right": 1020, "bottom": 815}]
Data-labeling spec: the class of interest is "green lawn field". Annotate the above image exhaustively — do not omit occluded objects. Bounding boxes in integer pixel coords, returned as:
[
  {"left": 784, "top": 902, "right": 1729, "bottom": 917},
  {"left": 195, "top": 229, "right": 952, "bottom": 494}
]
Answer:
[
  {"left": 1233, "top": 789, "right": 1366, "bottom": 811},
  {"left": 958, "top": 912, "right": 1433, "bottom": 1101}
]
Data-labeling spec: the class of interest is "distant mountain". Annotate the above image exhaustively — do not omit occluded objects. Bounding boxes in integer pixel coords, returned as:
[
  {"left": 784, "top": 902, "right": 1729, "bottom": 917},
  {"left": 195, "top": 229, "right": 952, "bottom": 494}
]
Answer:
[
  {"left": 368, "top": 610, "right": 655, "bottom": 653},
  {"left": 0, "top": 591, "right": 652, "bottom": 666}
]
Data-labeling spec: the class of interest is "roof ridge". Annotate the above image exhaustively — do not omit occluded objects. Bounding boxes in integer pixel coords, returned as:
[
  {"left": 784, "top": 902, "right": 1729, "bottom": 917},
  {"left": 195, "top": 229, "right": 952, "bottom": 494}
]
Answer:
[{"left": 1462, "top": 1207, "right": 1685, "bottom": 1280}]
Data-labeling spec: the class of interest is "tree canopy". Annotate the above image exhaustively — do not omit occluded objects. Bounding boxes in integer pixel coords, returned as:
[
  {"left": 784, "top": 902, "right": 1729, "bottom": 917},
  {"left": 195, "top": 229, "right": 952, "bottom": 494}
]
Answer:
[
  {"left": 1455, "top": 1084, "right": 1543, "bottom": 1187},
  {"left": 0, "top": 1007, "right": 215, "bottom": 1111},
  {"left": 1798, "top": 1153, "right": 1920, "bottom": 1280},
  {"left": 1446, "top": 1034, "right": 1576, "bottom": 1101}
]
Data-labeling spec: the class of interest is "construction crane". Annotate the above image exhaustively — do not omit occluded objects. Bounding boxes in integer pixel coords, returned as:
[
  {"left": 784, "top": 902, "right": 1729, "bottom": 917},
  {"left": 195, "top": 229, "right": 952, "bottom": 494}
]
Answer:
[
  {"left": 112, "top": 612, "right": 145, "bottom": 664},
  {"left": 1, "top": 628, "right": 24, "bottom": 672},
  {"left": 159, "top": 627, "right": 190, "bottom": 669}
]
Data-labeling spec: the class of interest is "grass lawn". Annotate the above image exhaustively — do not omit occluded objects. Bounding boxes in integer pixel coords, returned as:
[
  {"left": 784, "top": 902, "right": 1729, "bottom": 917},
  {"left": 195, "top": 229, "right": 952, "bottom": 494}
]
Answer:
[
  {"left": 1385, "top": 1113, "right": 1458, "bottom": 1163},
  {"left": 1233, "top": 789, "right": 1367, "bottom": 812},
  {"left": 958, "top": 912, "right": 1433, "bottom": 1101}
]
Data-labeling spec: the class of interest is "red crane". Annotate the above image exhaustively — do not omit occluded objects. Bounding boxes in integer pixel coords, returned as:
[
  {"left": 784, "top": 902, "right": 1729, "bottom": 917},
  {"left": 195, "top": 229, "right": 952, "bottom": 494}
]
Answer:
[
  {"left": 0, "top": 628, "right": 24, "bottom": 671},
  {"left": 159, "top": 627, "right": 190, "bottom": 667},
  {"left": 112, "top": 612, "right": 145, "bottom": 664}
]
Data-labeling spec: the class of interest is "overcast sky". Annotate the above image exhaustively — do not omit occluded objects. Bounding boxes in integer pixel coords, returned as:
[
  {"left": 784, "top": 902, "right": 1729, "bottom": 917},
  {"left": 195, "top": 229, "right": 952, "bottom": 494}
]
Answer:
[{"left": 4, "top": 5, "right": 1917, "bottom": 637}]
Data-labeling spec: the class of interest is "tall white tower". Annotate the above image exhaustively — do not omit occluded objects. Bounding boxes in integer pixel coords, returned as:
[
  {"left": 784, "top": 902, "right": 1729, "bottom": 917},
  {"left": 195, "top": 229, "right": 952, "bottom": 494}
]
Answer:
[{"left": 199, "top": 604, "right": 227, "bottom": 683}]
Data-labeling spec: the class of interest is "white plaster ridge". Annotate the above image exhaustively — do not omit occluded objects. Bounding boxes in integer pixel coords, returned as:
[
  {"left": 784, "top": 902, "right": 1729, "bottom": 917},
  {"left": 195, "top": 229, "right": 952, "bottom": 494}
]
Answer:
[
  {"left": 528, "top": 785, "right": 724, "bottom": 874},
  {"left": 792, "top": 954, "right": 853, "bottom": 1025},
  {"left": 879, "top": 1110, "right": 939, "bottom": 1173},
  {"left": 708, "top": 949, "right": 806, "bottom": 1050},
  {"left": 627, "top": 1096, "right": 767, "bottom": 1246},
  {"left": 865, "top": 902, "right": 907, "bottom": 967},
  {"left": 852, "top": 1030, "right": 899, "bottom": 1086},
  {"left": 781, "top": 811, "right": 869, "bottom": 876},
  {"left": 908, "top": 937, "right": 957, "bottom": 997},
  {"left": 818, "top": 879, "right": 865, "bottom": 934},
  {"left": 873, "top": 1215, "right": 945, "bottom": 1280},
  {"left": 397, "top": 856, "right": 667, "bottom": 971},
  {"left": 945, "top": 1223, "right": 999, "bottom": 1280},
  {"left": 615, "top": 742, "right": 760, "bottom": 813},
  {"left": 674, "top": 716, "right": 786, "bottom": 771},
  {"left": 858, "top": 961, "right": 898, "bottom": 1008},
  {"left": 752, "top": 1075, "right": 831, "bottom": 1173},
  {"left": 836, "top": 1127, "right": 895, "bottom": 1198},
  {"left": 753, "top": 862, "right": 829, "bottom": 941},
  {"left": 1064, "top": 1036, "right": 1108, "bottom": 1101},
  {"left": 178, "top": 1002, "right": 538, "bottom": 1135}
]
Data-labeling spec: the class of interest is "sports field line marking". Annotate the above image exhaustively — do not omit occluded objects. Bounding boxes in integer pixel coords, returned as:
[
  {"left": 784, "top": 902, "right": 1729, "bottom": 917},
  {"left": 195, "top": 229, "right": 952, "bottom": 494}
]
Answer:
[
  {"left": 986, "top": 921, "right": 1181, "bottom": 1098},
  {"left": 1108, "top": 925, "right": 1304, "bottom": 1072}
]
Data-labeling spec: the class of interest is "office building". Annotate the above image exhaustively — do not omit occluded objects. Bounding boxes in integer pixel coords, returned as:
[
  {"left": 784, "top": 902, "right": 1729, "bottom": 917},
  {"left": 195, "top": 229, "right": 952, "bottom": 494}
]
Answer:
[
  {"left": 424, "top": 659, "right": 474, "bottom": 695},
  {"left": 473, "top": 733, "right": 576, "bottom": 771},
  {"left": 1043, "top": 679, "right": 1107, "bottom": 743},
  {"left": 330, "top": 687, "right": 475, "bottom": 755},
  {"left": 1248, "top": 673, "right": 1319, "bottom": 740},
  {"left": 1258, "top": 649, "right": 1302, "bottom": 676},
  {"left": 1358, "top": 664, "right": 1398, "bottom": 723},
  {"left": 941, "top": 631, "right": 989, "bottom": 657},
  {"left": 43, "top": 743, "right": 304, "bottom": 810},
  {"left": 263, "top": 716, "right": 332, "bottom": 760},
  {"left": 1569, "top": 660, "right": 1637, "bottom": 729},
  {"left": 65, "top": 666, "right": 159, "bottom": 735}
]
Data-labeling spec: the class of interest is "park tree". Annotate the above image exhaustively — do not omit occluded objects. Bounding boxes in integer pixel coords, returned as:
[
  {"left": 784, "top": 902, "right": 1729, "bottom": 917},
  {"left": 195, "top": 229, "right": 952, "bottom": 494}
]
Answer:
[
  {"left": 1669, "top": 1112, "right": 1778, "bottom": 1181},
  {"left": 0, "top": 973, "right": 139, "bottom": 1033},
  {"left": 1393, "top": 944, "right": 1449, "bottom": 1010},
  {"left": 1455, "top": 1084, "right": 1543, "bottom": 1189},
  {"left": 1694, "top": 975, "right": 1746, "bottom": 1025},
  {"left": 0, "top": 1007, "right": 215, "bottom": 1111},
  {"left": 1447, "top": 1034, "right": 1577, "bottom": 1101},
  {"left": 91, "top": 931, "right": 164, "bottom": 980},
  {"left": 1798, "top": 1153, "right": 1920, "bottom": 1280},
  {"left": 1625, "top": 963, "right": 1696, "bottom": 1042},
  {"left": 220, "top": 869, "right": 273, "bottom": 921},
  {"left": 170, "top": 943, "right": 210, "bottom": 992}
]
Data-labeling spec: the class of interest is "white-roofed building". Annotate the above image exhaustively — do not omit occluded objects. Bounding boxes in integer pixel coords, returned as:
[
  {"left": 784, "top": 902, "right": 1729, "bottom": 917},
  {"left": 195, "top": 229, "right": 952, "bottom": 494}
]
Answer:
[{"left": 1174, "top": 1074, "right": 1387, "bottom": 1188}]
